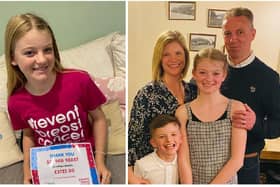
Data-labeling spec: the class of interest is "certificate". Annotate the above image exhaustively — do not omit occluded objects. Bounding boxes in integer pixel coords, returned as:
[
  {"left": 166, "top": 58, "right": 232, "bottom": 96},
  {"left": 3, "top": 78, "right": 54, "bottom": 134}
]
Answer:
[{"left": 30, "top": 143, "right": 99, "bottom": 184}]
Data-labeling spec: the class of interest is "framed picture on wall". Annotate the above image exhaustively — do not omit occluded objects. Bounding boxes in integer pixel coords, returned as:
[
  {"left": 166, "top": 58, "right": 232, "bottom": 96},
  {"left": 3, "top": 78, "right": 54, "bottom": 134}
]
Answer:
[
  {"left": 189, "top": 33, "right": 216, "bottom": 51},
  {"left": 168, "top": 1, "right": 196, "bottom": 20},
  {"left": 208, "top": 9, "right": 227, "bottom": 28}
]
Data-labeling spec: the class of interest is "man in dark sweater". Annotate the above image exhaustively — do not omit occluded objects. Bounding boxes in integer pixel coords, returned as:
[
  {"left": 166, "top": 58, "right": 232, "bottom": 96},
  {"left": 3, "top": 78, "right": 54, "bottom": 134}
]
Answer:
[{"left": 221, "top": 7, "right": 280, "bottom": 184}]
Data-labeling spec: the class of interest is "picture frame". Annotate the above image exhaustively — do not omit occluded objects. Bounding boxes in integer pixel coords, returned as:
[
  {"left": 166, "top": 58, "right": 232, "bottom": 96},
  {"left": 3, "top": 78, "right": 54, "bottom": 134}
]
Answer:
[
  {"left": 168, "top": 1, "right": 196, "bottom": 20},
  {"left": 208, "top": 9, "right": 227, "bottom": 28},
  {"left": 189, "top": 33, "right": 216, "bottom": 51}
]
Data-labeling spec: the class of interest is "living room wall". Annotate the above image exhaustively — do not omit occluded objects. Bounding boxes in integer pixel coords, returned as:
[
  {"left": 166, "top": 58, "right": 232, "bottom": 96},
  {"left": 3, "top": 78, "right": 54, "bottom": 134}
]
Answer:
[{"left": 0, "top": 1, "right": 125, "bottom": 54}]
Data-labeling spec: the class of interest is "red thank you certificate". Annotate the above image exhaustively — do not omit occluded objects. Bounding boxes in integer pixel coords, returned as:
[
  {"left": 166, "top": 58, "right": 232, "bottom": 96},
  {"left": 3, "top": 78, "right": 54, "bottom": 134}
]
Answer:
[{"left": 30, "top": 143, "right": 99, "bottom": 184}]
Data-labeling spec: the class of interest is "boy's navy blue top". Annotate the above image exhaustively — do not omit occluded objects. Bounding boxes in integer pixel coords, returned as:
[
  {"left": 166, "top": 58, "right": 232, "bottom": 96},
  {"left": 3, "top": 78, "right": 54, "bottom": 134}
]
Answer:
[{"left": 221, "top": 57, "right": 280, "bottom": 154}]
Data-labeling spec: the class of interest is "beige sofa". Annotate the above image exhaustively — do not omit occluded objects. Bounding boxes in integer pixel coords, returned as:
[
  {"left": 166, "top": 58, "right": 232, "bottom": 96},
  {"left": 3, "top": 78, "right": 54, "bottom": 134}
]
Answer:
[{"left": 0, "top": 32, "right": 126, "bottom": 184}]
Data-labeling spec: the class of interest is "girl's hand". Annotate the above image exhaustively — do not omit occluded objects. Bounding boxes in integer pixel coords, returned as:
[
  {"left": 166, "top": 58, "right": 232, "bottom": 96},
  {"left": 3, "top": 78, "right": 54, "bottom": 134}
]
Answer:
[
  {"left": 22, "top": 128, "right": 35, "bottom": 184},
  {"left": 97, "top": 163, "right": 111, "bottom": 184},
  {"left": 23, "top": 173, "right": 32, "bottom": 184}
]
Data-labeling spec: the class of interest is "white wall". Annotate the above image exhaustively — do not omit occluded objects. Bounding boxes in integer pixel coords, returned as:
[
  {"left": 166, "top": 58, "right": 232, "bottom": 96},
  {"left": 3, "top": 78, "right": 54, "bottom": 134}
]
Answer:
[{"left": 128, "top": 1, "right": 280, "bottom": 115}]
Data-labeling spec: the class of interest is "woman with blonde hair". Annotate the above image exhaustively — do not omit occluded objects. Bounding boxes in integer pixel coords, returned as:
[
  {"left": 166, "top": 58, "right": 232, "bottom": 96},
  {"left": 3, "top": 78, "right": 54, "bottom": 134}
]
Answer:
[{"left": 128, "top": 30, "right": 197, "bottom": 184}]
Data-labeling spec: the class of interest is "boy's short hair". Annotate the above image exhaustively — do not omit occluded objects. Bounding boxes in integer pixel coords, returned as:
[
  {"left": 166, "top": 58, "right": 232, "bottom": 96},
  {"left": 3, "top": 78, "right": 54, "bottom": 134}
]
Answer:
[{"left": 149, "top": 114, "right": 180, "bottom": 136}]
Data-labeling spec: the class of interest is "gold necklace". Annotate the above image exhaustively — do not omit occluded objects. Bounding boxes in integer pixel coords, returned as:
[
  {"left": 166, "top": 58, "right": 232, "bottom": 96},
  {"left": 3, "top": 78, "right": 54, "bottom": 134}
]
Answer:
[
  {"left": 175, "top": 82, "right": 184, "bottom": 105},
  {"left": 163, "top": 79, "right": 184, "bottom": 105}
]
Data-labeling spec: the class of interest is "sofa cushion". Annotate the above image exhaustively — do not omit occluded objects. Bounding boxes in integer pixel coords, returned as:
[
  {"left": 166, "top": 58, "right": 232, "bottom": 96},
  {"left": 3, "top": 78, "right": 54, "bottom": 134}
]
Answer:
[
  {"left": 0, "top": 111, "right": 23, "bottom": 168},
  {"left": 60, "top": 32, "right": 118, "bottom": 78},
  {"left": 94, "top": 76, "right": 125, "bottom": 105},
  {"left": 0, "top": 55, "right": 7, "bottom": 111},
  {"left": 111, "top": 34, "right": 125, "bottom": 78},
  {"left": 94, "top": 76, "right": 125, "bottom": 121},
  {"left": 101, "top": 100, "right": 125, "bottom": 155}
]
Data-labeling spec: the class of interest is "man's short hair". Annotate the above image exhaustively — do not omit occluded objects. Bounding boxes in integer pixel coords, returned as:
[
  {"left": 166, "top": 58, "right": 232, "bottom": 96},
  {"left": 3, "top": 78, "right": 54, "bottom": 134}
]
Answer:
[{"left": 224, "top": 7, "right": 254, "bottom": 28}]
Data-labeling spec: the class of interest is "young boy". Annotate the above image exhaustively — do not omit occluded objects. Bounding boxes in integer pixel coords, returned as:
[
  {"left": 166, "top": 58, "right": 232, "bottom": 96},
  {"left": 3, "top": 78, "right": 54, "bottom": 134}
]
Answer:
[{"left": 133, "top": 114, "right": 182, "bottom": 184}]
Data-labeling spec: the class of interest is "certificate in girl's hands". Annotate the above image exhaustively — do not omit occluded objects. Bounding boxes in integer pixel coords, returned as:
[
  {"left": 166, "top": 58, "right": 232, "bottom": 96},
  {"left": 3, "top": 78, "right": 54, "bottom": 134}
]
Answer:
[{"left": 30, "top": 143, "right": 99, "bottom": 184}]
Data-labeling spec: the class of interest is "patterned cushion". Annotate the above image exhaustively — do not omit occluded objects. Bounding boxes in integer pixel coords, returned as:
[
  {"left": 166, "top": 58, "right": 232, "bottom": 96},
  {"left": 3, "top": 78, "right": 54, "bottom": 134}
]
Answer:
[
  {"left": 111, "top": 34, "right": 125, "bottom": 78},
  {"left": 94, "top": 76, "right": 125, "bottom": 104},
  {"left": 0, "top": 111, "right": 23, "bottom": 168}
]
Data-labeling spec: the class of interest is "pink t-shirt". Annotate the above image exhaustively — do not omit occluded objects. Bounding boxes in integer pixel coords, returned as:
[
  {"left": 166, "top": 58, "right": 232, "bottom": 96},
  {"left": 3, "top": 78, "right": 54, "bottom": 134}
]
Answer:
[{"left": 8, "top": 70, "right": 106, "bottom": 148}]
